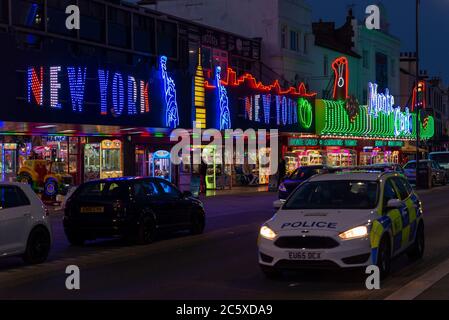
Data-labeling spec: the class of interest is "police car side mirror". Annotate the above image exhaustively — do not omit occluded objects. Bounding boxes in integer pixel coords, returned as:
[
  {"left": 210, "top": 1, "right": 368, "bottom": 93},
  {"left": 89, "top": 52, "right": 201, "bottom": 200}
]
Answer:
[
  {"left": 273, "top": 199, "right": 286, "bottom": 210},
  {"left": 386, "top": 199, "right": 402, "bottom": 210}
]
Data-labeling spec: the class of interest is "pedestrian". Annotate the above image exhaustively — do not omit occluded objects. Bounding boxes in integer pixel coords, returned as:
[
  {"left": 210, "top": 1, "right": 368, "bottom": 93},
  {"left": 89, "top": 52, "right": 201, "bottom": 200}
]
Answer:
[
  {"left": 278, "top": 157, "right": 286, "bottom": 186},
  {"left": 200, "top": 160, "right": 208, "bottom": 194}
]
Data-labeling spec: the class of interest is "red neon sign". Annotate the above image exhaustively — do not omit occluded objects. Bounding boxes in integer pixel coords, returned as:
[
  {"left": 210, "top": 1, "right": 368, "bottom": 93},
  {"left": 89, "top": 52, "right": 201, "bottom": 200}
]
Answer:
[{"left": 331, "top": 57, "right": 349, "bottom": 100}]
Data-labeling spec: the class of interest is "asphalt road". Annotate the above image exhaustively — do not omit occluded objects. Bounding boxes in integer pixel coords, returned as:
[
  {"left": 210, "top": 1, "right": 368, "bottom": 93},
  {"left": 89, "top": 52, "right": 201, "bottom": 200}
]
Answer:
[{"left": 1, "top": 187, "right": 449, "bottom": 300}]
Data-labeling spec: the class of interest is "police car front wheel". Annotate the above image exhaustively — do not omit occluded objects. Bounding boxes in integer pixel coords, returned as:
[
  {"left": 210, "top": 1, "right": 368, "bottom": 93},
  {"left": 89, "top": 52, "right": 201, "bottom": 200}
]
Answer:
[
  {"left": 377, "top": 237, "right": 391, "bottom": 279},
  {"left": 407, "top": 223, "right": 425, "bottom": 261},
  {"left": 260, "top": 264, "right": 282, "bottom": 279}
]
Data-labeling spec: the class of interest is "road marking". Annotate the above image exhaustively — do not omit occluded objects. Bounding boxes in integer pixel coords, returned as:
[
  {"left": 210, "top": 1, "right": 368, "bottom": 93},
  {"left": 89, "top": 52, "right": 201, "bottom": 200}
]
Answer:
[{"left": 385, "top": 257, "right": 449, "bottom": 300}]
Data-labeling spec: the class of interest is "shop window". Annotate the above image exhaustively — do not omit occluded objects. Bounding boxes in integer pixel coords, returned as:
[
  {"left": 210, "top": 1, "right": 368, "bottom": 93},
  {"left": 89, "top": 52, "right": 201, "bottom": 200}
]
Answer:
[
  {"left": 108, "top": 7, "right": 131, "bottom": 48},
  {"left": 79, "top": 0, "right": 105, "bottom": 43},
  {"left": 133, "top": 14, "right": 156, "bottom": 53}
]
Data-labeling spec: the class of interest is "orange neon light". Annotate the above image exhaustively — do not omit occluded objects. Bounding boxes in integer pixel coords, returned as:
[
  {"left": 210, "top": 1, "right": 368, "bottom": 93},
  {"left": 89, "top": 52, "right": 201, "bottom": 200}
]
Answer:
[
  {"left": 331, "top": 57, "right": 349, "bottom": 100},
  {"left": 204, "top": 67, "right": 316, "bottom": 97}
]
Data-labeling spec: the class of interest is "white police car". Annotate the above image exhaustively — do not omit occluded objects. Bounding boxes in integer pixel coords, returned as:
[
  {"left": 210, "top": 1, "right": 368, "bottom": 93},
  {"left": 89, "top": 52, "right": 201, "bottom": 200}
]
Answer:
[{"left": 258, "top": 171, "right": 424, "bottom": 278}]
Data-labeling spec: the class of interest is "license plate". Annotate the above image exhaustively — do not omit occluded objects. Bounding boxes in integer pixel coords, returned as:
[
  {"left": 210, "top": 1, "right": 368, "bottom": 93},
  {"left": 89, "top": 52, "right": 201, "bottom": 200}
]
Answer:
[
  {"left": 287, "top": 251, "right": 321, "bottom": 260},
  {"left": 80, "top": 206, "right": 104, "bottom": 213}
]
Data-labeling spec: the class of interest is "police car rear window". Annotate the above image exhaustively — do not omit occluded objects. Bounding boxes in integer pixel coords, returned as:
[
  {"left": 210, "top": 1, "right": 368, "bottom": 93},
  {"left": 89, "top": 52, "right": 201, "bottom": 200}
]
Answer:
[{"left": 283, "top": 180, "right": 379, "bottom": 210}]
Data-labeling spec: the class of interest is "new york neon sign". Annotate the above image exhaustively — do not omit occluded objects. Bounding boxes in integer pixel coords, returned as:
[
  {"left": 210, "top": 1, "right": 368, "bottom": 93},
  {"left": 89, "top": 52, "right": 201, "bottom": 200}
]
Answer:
[{"left": 27, "top": 66, "right": 151, "bottom": 117}]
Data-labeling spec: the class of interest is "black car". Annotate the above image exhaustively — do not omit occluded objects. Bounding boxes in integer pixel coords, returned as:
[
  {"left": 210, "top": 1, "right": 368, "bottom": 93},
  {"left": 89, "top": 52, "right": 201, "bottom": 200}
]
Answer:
[
  {"left": 63, "top": 177, "right": 205, "bottom": 245},
  {"left": 278, "top": 165, "right": 330, "bottom": 200}
]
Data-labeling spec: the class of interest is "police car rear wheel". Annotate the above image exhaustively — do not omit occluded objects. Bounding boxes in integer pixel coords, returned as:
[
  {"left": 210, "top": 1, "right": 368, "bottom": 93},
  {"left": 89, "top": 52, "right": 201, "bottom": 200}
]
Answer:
[
  {"left": 407, "top": 223, "right": 424, "bottom": 260},
  {"left": 260, "top": 265, "right": 282, "bottom": 279},
  {"left": 377, "top": 237, "right": 391, "bottom": 279}
]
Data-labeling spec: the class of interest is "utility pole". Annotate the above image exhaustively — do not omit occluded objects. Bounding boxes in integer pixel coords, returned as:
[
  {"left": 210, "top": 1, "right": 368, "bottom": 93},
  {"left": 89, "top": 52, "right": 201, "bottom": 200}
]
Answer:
[{"left": 415, "top": 0, "right": 421, "bottom": 188}]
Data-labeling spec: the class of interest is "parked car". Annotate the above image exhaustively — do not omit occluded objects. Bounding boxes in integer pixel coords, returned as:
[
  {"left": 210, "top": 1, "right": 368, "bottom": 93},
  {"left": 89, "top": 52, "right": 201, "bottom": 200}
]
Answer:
[
  {"left": 356, "top": 163, "right": 405, "bottom": 174},
  {"left": 63, "top": 177, "right": 206, "bottom": 245},
  {"left": 429, "top": 152, "right": 449, "bottom": 181},
  {"left": 0, "top": 182, "right": 52, "bottom": 264},
  {"left": 278, "top": 165, "right": 329, "bottom": 200},
  {"left": 17, "top": 160, "right": 73, "bottom": 196},
  {"left": 404, "top": 160, "right": 446, "bottom": 187}
]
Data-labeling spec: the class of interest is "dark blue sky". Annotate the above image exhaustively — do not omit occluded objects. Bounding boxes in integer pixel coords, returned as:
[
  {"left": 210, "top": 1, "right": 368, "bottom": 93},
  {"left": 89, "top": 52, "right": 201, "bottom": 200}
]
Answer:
[{"left": 307, "top": 0, "right": 449, "bottom": 84}]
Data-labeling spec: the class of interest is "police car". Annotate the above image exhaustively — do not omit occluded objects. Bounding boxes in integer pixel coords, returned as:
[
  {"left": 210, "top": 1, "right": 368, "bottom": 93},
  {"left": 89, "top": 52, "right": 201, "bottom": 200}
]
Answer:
[{"left": 258, "top": 171, "right": 424, "bottom": 278}]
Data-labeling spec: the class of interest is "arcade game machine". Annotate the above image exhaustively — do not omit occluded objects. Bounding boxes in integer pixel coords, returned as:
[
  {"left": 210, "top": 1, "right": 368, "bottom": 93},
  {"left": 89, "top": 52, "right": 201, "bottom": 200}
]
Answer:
[
  {"left": 258, "top": 147, "right": 271, "bottom": 185},
  {"left": 1, "top": 143, "right": 17, "bottom": 182},
  {"left": 84, "top": 143, "right": 101, "bottom": 182},
  {"left": 100, "top": 140, "right": 123, "bottom": 179},
  {"left": 151, "top": 150, "right": 171, "bottom": 181},
  {"left": 203, "top": 145, "right": 217, "bottom": 189}
]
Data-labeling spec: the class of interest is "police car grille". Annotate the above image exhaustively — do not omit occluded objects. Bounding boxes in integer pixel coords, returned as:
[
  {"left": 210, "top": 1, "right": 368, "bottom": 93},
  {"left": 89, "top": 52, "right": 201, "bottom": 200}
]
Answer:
[{"left": 274, "top": 236, "right": 339, "bottom": 249}]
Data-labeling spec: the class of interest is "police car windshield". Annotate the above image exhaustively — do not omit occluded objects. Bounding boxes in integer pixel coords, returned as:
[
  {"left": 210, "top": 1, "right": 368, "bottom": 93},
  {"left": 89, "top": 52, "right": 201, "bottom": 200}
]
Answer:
[{"left": 284, "top": 180, "right": 379, "bottom": 210}]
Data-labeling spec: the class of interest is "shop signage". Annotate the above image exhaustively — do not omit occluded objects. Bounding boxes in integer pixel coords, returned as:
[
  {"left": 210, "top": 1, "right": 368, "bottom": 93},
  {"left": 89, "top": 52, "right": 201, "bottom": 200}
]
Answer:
[
  {"left": 288, "top": 138, "right": 358, "bottom": 147},
  {"left": 374, "top": 140, "right": 404, "bottom": 148},
  {"left": 316, "top": 99, "right": 434, "bottom": 140}
]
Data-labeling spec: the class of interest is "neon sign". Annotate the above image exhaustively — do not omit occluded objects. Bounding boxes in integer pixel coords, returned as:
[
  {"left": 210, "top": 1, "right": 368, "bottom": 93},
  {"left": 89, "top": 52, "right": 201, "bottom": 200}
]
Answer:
[
  {"left": 332, "top": 57, "right": 349, "bottom": 100},
  {"left": 160, "top": 56, "right": 180, "bottom": 129},
  {"left": 216, "top": 66, "right": 231, "bottom": 130},
  {"left": 367, "top": 82, "right": 394, "bottom": 117},
  {"left": 27, "top": 66, "right": 151, "bottom": 119},
  {"left": 316, "top": 99, "right": 434, "bottom": 140},
  {"left": 298, "top": 98, "right": 313, "bottom": 129}
]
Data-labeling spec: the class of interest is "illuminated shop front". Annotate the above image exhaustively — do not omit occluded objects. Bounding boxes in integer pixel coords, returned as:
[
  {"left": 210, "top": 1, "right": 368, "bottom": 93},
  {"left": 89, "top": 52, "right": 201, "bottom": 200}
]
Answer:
[
  {"left": 192, "top": 61, "right": 316, "bottom": 189},
  {"left": 3, "top": 39, "right": 189, "bottom": 188}
]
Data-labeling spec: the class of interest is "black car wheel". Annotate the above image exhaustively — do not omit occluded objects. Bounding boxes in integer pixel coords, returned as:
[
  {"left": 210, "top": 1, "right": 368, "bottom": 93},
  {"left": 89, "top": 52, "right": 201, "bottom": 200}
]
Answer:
[
  {"left": 408, "top": 223, "right": 425, "bottom": 261},
  {"left": 260, "top": 264, "right": 282, "bottom": 279},
  {"left": 18, "top": 173, "right": 33, "bottom": 186},
  {"left": 136, "top": 217, "right": 156, "bottom": 245},
  {"left": 190, "top": 210, "right": 205, "bottom": 235},
  {"left": 376, "top": 237, "right": 391, "bottom": 279},
  {"left": 66, "top": 232, "right": 85, "bottom": 246},
  {"left": 22, "top": 227, "right": 51, "bottom": 265}
]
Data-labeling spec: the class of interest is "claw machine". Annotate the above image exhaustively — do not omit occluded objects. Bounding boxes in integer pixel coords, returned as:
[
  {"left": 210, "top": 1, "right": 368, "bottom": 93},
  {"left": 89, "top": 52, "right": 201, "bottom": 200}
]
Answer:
[
  {"left": 100, "top": 140, "right": 123, "bottom": 179},
  {"left": 84, "top": 143, "right": 100, "bottom": 182},
  {"left": 150, "top": 150, "right": 171, "bottom": 181},
  {"left": 1, "top": 143, "right": 17, "bottom": 182},
  {"left": 203, "top": 145, "right": 218, "bottom": 189}
]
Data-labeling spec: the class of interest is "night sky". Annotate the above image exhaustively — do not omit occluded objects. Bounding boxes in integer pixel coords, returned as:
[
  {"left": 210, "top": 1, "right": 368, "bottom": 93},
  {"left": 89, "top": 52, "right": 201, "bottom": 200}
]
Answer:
[{"left": 307, "top": 0, "right": 449, "bottom": 84}]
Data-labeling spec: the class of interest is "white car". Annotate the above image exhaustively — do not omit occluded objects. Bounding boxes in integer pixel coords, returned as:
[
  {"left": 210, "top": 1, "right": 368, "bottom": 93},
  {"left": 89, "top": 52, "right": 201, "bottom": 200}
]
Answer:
[
  {"left": 258, "top": 171, "right": 424, "bottom": 278},
  {"left": 0, "top": 182, "right": 52, "bottom": 264}
]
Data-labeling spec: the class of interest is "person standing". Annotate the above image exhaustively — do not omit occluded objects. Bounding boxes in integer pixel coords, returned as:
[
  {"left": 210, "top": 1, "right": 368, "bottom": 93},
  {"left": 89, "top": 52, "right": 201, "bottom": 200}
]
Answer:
[
  {"left": 200, "top": 161, "right": 208, "bottom": 194},
  {"left": 278, "top": 158, "right": 286, "bottom": 186}
]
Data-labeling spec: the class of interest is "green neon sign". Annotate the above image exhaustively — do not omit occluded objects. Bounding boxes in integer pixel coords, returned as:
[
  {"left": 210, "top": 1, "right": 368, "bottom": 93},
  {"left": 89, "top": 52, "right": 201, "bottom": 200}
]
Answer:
[
  {"left": 288, "top": 138, "right": 358, "bottom": 147},
  {"left": 298, "top": 98, "right": 313, "bottom": 129},
  {"left": 375, "top": 140, "right": 404, "bottom": 147},
  {"left": 316, "top": 100, "right": 434, "bottom": 140}
]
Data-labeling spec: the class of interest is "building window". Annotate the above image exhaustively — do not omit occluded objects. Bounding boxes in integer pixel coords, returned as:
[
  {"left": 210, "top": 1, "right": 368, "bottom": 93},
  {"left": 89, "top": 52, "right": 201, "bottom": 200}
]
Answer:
[
  {"left": 290, "top": 30, "right": 300, "bottom": 52},
  {"left": 323, "top": 55, "right": 328, "bottom": 76},
  {"left": 363, "top": 50, "right": 369, "bottom": 69},
  {"left": 375, "top": 52, "right": 388, "bottom": 91},
  {"left": 390, "top": 59, "right": 396, "bottom": 77},
  {"left": 281, "top": 25, "right": 287, "bottom": 49},
  {"left": 303, "top": 34, "right": 308, "bottom": 54}
]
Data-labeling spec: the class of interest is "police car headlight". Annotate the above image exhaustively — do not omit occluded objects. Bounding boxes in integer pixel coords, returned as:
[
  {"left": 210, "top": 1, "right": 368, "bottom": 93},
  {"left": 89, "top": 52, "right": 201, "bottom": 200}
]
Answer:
[
  {"left": 279, "top": 183, "right": 287, "bottom": 192},
  {"left": 338, "top": 226, "right": 368, "bottom": 240},
  {"left": 260, "top": 225, "right": 277, "bottom": 240}
]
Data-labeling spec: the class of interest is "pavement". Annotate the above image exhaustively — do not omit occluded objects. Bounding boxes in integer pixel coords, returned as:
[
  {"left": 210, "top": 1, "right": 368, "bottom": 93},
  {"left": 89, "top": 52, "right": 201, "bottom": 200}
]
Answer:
[{"left": 1, "top": 186, "right": 449, "bottom": 299}]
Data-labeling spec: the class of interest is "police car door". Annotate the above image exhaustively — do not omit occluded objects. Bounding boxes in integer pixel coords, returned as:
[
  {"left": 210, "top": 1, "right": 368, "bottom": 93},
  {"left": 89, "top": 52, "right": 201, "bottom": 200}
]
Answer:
[
  {"left": 392, "top": 177, "right": 418, "bottom": 250},
  {"left": 383, "top": 178, "right": 404, "bottom": 255}
]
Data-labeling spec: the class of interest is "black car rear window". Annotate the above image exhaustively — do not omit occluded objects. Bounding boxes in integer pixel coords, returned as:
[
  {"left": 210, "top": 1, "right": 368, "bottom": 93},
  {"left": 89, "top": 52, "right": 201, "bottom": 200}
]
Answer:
[{"left": 75, "top": 181, "right": 129, "bottom": 200}]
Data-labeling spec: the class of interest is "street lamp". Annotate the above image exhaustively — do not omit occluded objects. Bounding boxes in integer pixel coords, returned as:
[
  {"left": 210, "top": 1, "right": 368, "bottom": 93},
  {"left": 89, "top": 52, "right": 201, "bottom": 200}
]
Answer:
[{"left": 415, "top": 0, "right": 421, "bottom": 188}]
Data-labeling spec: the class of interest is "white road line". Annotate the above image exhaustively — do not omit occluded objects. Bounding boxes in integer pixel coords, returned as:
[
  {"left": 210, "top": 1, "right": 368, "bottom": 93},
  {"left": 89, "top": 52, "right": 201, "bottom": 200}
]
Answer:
[{"left": 385, "top": 257, "right": 449, "bottom": 300}]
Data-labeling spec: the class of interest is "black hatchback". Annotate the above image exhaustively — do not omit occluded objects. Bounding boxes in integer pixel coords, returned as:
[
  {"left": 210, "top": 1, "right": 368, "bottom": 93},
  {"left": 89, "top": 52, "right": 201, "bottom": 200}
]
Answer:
[{"left": 63, "top": 177, "right": 205, "bottom": 245}]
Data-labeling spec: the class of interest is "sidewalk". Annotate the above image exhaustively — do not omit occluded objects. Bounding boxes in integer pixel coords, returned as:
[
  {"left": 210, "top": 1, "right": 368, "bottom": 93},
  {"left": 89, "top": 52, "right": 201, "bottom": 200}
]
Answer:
[{"left": 416, "top": 273, "right": 449, "bottom": 300}]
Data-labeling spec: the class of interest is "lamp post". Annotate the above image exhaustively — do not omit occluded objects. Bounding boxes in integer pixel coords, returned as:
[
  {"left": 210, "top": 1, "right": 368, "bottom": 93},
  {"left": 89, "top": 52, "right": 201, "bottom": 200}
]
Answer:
[{"left": 415, "top": 0, "right": 421, "bottom": 188}]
